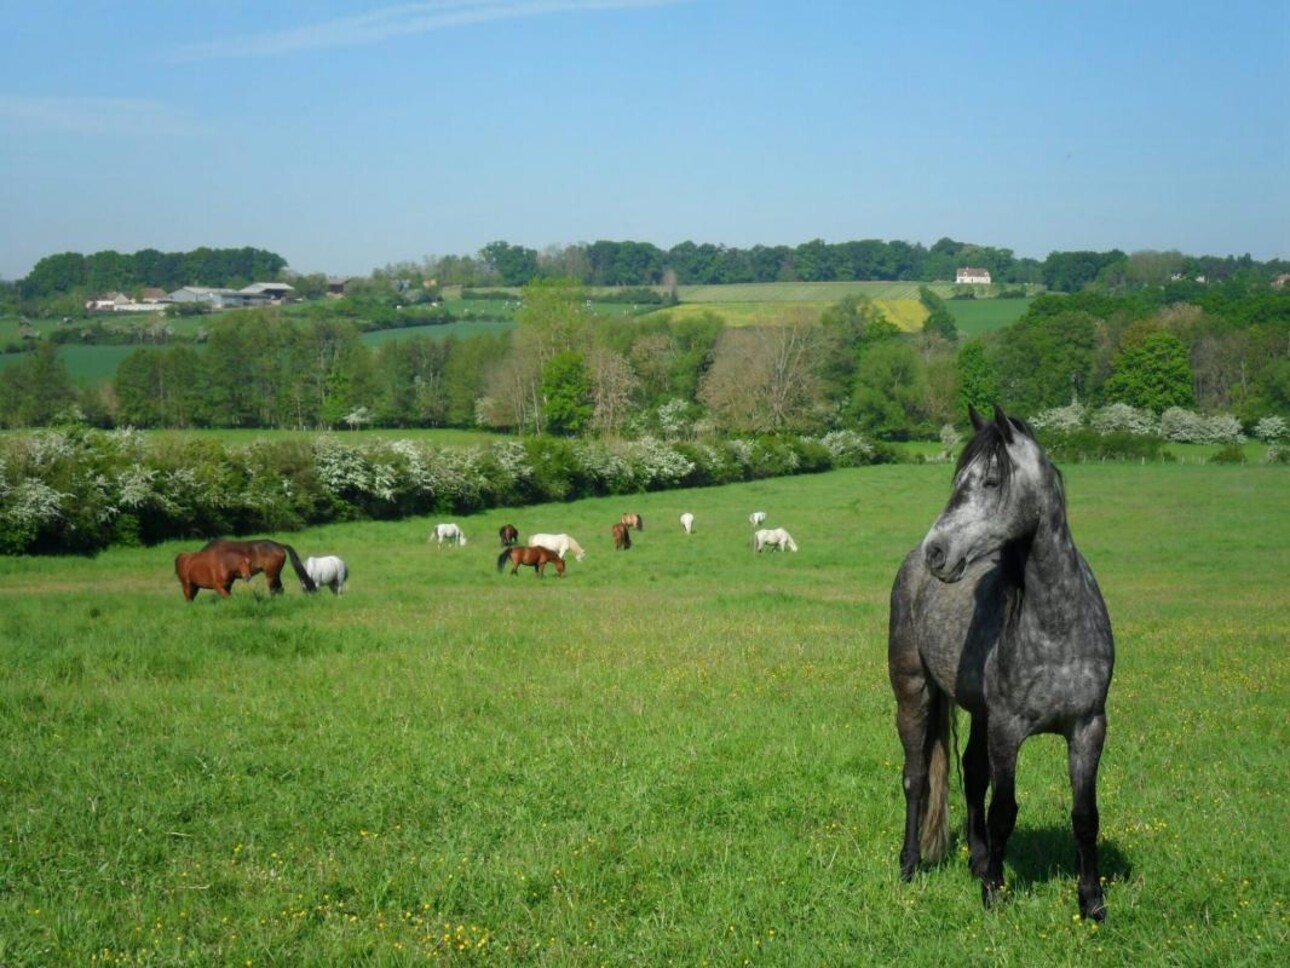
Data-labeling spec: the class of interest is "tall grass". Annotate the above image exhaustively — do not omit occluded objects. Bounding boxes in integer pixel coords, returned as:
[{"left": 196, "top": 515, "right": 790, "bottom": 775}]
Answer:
[{"left": 1, "top": 464, "right": 1286, "bottom": 965}]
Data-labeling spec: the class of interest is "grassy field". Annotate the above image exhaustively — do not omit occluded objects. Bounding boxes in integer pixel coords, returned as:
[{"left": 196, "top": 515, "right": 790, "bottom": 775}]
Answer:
[
  {"left": 1, "top": 462, "right": 1286, "bottom": 965},
  {"left": 360, "top": 320, "right": 516, "bottom": 347},
  {"left": 2, "top": 284, "right": 1033, "bottom": 386},
  {"left": 945, "top": 298, "right": 1034, "bottom": 337},
  {"left": 663, "top": 282, "right": 940, "bottom": 331},
  {"left": 676, "top": 282, "right": 942, "bottom": 303}
]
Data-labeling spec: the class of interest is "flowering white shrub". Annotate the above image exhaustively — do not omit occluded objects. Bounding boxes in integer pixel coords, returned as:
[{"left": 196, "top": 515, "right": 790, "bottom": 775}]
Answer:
[
  {"left": 655, "top": 398, "right": 695, "bottom": 441},
  {"left": 576, "top": 440, "right": 635, "bottom": 492},
  {"left": 624, "top": 436, "right": 695, "bottom": 488},
  {"left": 313, "top": 437, "right": 376, "bottom": 497},
  {"left": 117, "top": 463, "right": 160, "bottom": 510},
  {"left": 2, "top": 479, "right": 67, "bottom": 525},
  {"left": 820, "top": 430, "right": 876, "bottom": 466},
  {"left": 1090, "top": 403, "right": 1159, "bottom": 437},
  {"left": 1160, "top": 408, "right": 1246, "bottom": 444},
  {"left": 386, "top": 438, "right": 435, "bottom": 494},
  {"left": 22, "top": 431, "right": 77, "bottom": 467},
  {"left": 1253, "top": 415, "right": 1288, "bottom": 443},
  {"left": 0, "top": 479, "right": 69, "bottom": 551},
  {"left": 1030, "top": 399, "right": 1088, "bottom": 433},
  {"left": 725, "top": 438, "right": 754, "bottom": 470}
]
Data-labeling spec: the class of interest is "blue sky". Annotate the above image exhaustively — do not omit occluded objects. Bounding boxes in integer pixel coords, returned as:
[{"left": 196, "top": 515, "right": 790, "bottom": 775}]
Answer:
[{"left": 1, "top": 0, "right": 1286, "bottom": 281}]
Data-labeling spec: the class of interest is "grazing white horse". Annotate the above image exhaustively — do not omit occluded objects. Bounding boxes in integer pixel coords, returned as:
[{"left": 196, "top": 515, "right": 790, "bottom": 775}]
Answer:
[
  {"left": 528, "top": 533, "right": 586, "bottom": 561},
  {"left": 754, "top": 527, "right": 798, "bottom": 553},
  {"left": 430, "top": 522, "right": 467, "bottom": 547},
  {"left": 304, "top": 555, "right": 348, "bottom": 594},
  {"left": 680, "top": 512, "right": 695, "bottom": 534},
  {"left": 749, "top": 511, "right": 767, "bottom": 527}
]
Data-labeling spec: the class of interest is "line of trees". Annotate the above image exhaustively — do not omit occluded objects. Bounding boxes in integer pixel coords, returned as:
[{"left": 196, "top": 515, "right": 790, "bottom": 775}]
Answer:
[
  {"left": 11, "top": 246, "right": 289, "bottom": 306},
  {"left": 8, "top": 240, "right": 1287, "bottom": 319},
  {"left": 3, "top": 275, "right": 1286, "bottom": 439},
  {"left": 412, "top": 238, "right": 1287, "bottom": 294}
]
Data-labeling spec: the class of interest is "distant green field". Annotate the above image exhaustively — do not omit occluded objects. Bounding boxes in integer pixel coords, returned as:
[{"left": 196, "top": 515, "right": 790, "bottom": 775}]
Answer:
[
  {"left": 2, "top": 285, "right": 1034, "bottom": 386},
  {"left": 0, "top": 343, "right": 143, "bottom": 385},
  {"left": 360, "top": 320, "right": 515, "bottom": 347},
  {"left": 645, "top": 297, "right": 933, "bottom": 332},
  {"left": 677, "top": 281, "right": 941, "bottom": 302},
  {"left": 945, "top": 297, "right": 1033, "bottom": 336}
]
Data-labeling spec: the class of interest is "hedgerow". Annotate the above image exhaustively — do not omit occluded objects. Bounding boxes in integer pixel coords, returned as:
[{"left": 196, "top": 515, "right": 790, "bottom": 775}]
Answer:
[{"left": 0, "top": 428, "right": 886, "bottom": 555}]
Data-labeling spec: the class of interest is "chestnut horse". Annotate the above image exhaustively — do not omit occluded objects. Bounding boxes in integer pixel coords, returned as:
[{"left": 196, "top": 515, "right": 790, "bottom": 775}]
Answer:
[
  {"left": 611, "top": 522, "right": 632, "bottom": 550},
  {"left": 499, "top": 523, "right": 519, "bottom": 547},
  {"left": 200, "top": 538, "right": 316, "bottom": 594},
  {"left": 497, "top": 545, "right": 566, "bottom": 577},
  {"left": 175, "top": 547, "right": 253, "bottom": 601}
]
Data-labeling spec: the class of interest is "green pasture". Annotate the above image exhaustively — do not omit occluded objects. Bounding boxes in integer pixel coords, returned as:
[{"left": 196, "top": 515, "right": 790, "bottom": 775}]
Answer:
[
  {"left": 1, "top": 284, "right": 1033, "bottom": 387},
  {"left": 0, "top": 343, "right": 142, "bottom": 385},
  {"left": 1, "top": 462, "right": 1286, "bottom": 965},
  {"left": 640, "top": 297, "right": 929, "bottom": 331},
  {"left": 945, "top": 297, "right": 1034, "bottom": 337},
  {"left": 676, "top": 282, "right": 940, "bottom": 303},
  {"left": 360, "top": 320, "right": 515, "bottom": 347}
]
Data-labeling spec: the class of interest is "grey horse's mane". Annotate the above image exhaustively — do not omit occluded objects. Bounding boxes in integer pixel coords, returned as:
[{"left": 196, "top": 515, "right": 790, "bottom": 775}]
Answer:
[{"left": 955, "top": 414, "right": 1064, "bottom": 507}]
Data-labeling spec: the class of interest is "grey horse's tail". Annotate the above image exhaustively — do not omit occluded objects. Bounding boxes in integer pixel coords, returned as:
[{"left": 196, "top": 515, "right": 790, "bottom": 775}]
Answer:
[
  {"left": 282, "top": 543, "right": 317, "bottom": 592},
  {"left": 920, "top": 688, "right": 952, "bottom": 863}
]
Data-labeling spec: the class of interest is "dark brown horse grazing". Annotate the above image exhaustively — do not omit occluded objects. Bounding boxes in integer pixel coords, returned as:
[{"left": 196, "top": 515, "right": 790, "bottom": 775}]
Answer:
[
  {"left": 499, "top": 523, "right": 519, "bottom": 547},
  {"left": 200, "top": 538, "right": 317, "bottom": 594},
  {"left": 611, "top": 521, "right": 632, "bottom": 550},
  {"left": 175, "top": 548, "right": 253, "bottom": 601},
  {"left": 621, "top": 512, "right": 644, "bottom": 531},
  {"left": 497, "top": 544, "right": 566, "bottom": 577}
]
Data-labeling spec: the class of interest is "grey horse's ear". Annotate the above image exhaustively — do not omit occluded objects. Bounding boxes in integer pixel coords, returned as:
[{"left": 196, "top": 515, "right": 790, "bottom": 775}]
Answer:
[
  {"left": 969, "top": 405, "right": 986, "bottom": 431},
  {"left": 993, "top": 403, "right": 1014, "bottom": 444}
]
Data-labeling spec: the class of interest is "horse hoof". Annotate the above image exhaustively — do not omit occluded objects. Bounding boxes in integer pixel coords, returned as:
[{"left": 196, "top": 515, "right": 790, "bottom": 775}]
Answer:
[
  {"left": 1079, "top": 890, "right": 1108, "bottom": 923},
  {"left": 981, "top": 880, "right": 1007, "bottom": 910},
  {"left": 899, "top": 850, "right": 919, "bottom": 882}
]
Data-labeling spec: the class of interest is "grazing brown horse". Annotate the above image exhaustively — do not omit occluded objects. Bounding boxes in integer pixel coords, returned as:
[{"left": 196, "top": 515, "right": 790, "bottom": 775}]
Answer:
[
  {"left": 499, "top": 523, "right": 519, "bottom": 547},
  {"left": 621, "top": 512, "right": 644, "bottom": 531},
  {"left": 497, "top": 545, "right": 566, "bottom": 577},
  {"left": 175, "top": 548, "right": 253, "bottom": 601},
  {"left": 200, "top": 538, "right": 317, "bottom": 594},
  {"left": 611, "top": 521, "right": 632, "bottom": 550}
]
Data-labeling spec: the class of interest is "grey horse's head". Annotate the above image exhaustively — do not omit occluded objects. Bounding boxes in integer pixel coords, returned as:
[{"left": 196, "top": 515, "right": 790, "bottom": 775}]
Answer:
[{"left": 921, "top": 404, "right": 1054, "bottom": 583}]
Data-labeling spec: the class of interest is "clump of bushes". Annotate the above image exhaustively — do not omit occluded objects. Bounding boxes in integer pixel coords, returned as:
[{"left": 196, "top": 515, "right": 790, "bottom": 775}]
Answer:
[{"left": 0, "top": 427, "right": 887, "bottom": 555}]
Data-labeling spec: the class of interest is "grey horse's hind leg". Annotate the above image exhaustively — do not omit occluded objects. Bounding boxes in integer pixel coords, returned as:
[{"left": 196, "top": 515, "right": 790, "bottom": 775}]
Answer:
[
  {"left": 1069, "top": 714, "right": 1108, "bottom": 921},
  {"left": 963, "top": 713, "right": 991, "bottom": 877}
]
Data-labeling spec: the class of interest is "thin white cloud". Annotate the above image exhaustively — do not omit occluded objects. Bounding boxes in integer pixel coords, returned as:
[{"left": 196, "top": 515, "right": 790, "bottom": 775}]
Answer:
[
  {"left": 0, "top": 94, "right": 210, "bottom": 138},
  {"left": 169, "top": 0, "right": 688, "bottom": 62}
]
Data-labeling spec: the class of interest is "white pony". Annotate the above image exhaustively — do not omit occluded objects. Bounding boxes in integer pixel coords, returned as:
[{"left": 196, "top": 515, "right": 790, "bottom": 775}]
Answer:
[
  {"left": 304, "top": 555, "right": 348, "bottom": 594},
  {"left": 528, "top": 533, "right": 586, "bottom": 561},
  {"left": 430, "top": 522, "right": 467, "bottom": 547},
  {"left": 749, "top": 511, "right": 767, "bottom": 527},
  {"left": 754, "top": 527, "right": 798, "bottom": 553},
  {"left": 680, "top": 512, "right": 695, "bottom": 534}
]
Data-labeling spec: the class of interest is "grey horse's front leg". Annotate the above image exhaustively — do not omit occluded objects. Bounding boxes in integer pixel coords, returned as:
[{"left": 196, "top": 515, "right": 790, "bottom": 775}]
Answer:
[{"left": 982, "top": 723, "right": 1022, "bottom": 909}]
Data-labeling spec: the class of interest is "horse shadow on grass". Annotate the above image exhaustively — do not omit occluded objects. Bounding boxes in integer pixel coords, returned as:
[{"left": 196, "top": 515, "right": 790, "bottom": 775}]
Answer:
[{"left": 996, "top": 825, "right": 1132, "bottom": 891}]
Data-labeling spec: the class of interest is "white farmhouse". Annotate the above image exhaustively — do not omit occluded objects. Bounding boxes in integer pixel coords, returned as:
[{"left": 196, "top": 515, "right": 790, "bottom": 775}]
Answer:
[{"left": 955, "top": 267, "right": 992, "bottom": 285}]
